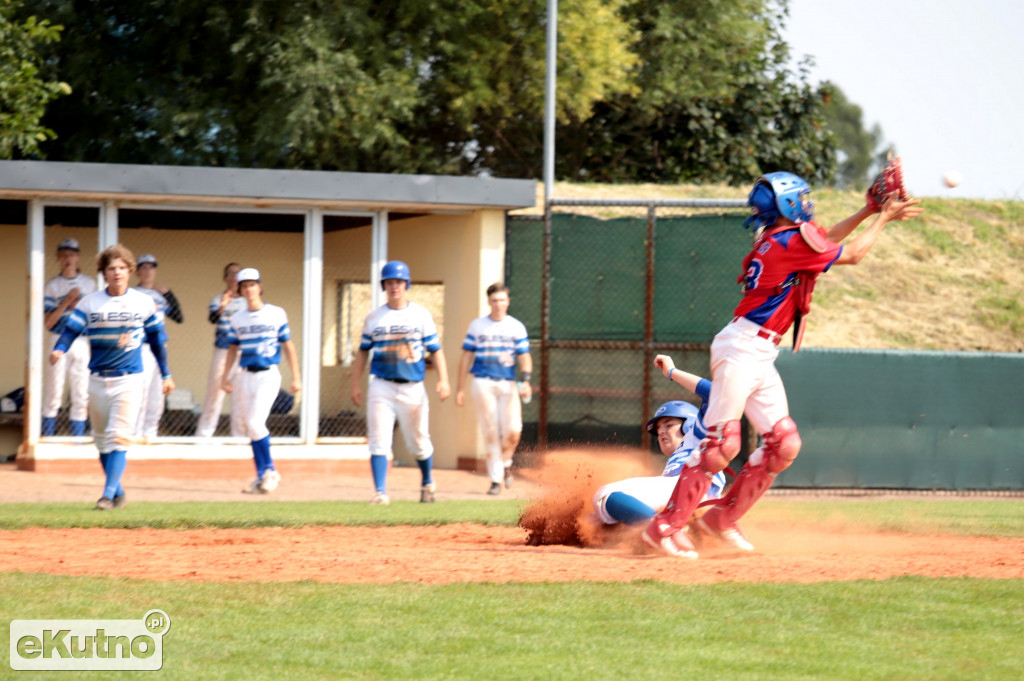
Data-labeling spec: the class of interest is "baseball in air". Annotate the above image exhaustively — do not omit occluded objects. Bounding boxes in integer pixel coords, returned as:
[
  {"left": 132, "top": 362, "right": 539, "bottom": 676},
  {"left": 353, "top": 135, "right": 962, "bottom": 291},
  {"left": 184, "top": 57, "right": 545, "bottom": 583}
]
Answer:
[{"left": 942, "top": 171, "right": 963, "bottom": 188}]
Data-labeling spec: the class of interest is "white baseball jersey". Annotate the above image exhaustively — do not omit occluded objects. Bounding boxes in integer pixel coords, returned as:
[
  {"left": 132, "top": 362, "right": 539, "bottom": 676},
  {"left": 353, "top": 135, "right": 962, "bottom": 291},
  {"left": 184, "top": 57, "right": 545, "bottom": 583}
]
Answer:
[
  {"left": 360, "top": 302, "right": 441, "bottom": 383},
  {"left": 461, "top": 314, "right": 530, "bottom": 381},
  {"left": 225, "top": 303, "right": 291, "bottom": 369},
  {"left": 58, "top": 288, "right": 168, "bottom": 376},
  {"left": 211, "top": 293, "right": 248, "bottom": 349},
  {"left": 226, "top": 303, "right": 291, "bottom": 441},
  {"left": 44, "top": 273, "right": 96, "bottom": 334}
]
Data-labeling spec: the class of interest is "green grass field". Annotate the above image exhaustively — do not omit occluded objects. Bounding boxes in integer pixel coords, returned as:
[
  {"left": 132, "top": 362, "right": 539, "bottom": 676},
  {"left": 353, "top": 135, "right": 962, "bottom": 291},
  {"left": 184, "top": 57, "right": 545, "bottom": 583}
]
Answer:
[{"left": 3, "top": 498, "right": 1022, "bottom": 680}]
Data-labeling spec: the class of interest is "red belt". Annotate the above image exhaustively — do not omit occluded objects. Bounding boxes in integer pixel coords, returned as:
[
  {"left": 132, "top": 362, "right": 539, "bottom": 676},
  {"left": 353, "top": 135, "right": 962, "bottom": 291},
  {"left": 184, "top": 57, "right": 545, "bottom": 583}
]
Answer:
[{"left": 731, "top": 317, "right": 782, "bottom": 346}]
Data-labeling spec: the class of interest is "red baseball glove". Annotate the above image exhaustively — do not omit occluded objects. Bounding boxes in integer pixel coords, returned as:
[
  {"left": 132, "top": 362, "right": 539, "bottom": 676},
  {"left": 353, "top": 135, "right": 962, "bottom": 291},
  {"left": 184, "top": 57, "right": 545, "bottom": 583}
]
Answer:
[{"left": 865, "top": 155, "right": 910, "bottom": 212}]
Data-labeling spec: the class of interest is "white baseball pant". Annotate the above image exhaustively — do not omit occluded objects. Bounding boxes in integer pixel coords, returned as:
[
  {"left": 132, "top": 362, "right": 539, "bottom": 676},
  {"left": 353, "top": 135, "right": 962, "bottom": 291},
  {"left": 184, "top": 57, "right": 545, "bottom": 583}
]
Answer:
[
  {"left": 195, "top": 347, "right": 244, "bottom": 438},
  {"left": 134, "top": 345, "right": 164, "bottom": 440},
  {"left": 234, "top": 366, "right": 282, "bottom": 441},
  {"left": 89, "top": 373, "right": 144, "bottom": 454},
  {"left": 592, "top": 475, "right": 678, "bottom": 524},
  {"left": 366, "top": 378, "right": 433, "bottom": 460},
  {"left": 43, "top": 334, "right": 90, "bottom": 421},
  {"left": 470, "top": 377, "right": 522, "bottom": 483},
  {"left": 702, "top": 317, "right": 790, "bottom": 437}
]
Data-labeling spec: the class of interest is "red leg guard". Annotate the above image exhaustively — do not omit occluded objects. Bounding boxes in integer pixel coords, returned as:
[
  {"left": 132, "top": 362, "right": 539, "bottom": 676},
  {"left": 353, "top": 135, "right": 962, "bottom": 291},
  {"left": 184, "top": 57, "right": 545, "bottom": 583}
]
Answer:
[
  {"left": 704, "top": 417, "right": 801, "bottom": 529},
  {"left": 645, "top": 420, "right": 741, "bottom": 540}
]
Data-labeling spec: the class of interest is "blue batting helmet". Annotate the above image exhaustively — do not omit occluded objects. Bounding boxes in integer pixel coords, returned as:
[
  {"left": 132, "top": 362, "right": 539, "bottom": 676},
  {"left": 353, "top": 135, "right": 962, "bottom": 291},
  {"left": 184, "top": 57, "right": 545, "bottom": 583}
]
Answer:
[
  {"left": 380, "top": 260, "right": 411, "bottom": 290},
  {"left": 645, "top": 401, "right": 699, "bottom": 435},
  {"left": 743, "top": 171, "right": 814, "bottom": 230}
]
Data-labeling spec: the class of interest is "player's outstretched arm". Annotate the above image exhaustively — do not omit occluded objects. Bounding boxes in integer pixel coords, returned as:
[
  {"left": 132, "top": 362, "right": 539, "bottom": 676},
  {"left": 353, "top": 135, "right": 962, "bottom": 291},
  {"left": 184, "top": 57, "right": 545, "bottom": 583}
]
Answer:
[
  {"left": 350, "top": 349, "right": 368, "bottom": 407},
  {"left": 432, "top": 348, "right": 451, "bottom": 401},
  {"left": 454, "top": 350, "right": 474, "bottom": 407},
  {"left": 282, "top": 339, "right": 302, "bottom": 394},
  {"left": 835, "top": 195, "right": 924, "bottom": 266},
  {"left": 654, "top": 354, "right": 703, "bottom": 394}
]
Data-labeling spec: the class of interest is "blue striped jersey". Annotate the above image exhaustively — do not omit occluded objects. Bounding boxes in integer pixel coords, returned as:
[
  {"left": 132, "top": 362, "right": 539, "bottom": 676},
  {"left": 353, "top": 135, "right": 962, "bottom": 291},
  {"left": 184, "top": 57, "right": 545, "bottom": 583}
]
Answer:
[
  {"left": 59, "top": 288, "right": 163, "bottom": 374},
  {"left": 44, "top": 273, "right": 96, "bottom": 334},
  {"left": 461, "top": 315, "right": 530, "bottom": 381},
  {"left": 225, "top": 303, "right": 291, "bottom": 369},
  {"left": 662, "top": 378, "right": 724, "bottom": 498},
  {"left": 359, "top": 303, "right": 441, "bottom": 383},
  {"left": 210, "top": 293, "right": 248, "bottom": 349}
]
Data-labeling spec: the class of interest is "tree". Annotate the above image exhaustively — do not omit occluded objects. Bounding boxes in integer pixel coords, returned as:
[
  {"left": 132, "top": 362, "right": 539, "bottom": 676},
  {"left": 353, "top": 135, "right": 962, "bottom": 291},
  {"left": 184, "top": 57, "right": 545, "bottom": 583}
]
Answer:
[
  {"left": 555, "top": 0, "right": 837, "bottom": 184},
  {"left": 819, "top": 81, "right": 884, "bottom": 189},
  {"left": 0, "top": 0, "right": 68, "bottom": 158}
]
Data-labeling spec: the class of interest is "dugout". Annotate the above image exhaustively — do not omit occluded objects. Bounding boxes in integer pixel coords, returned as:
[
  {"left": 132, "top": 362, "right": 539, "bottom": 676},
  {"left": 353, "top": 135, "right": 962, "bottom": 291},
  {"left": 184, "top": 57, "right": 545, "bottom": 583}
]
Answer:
[{"left": 0, "top": 160, "right": 535, "bottom": 473}]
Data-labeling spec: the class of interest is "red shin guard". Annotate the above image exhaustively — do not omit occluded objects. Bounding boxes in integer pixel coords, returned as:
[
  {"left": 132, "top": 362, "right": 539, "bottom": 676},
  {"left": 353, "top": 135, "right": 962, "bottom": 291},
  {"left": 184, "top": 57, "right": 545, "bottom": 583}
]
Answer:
[
  {"left": 647, "top": 464, "right": 713, "bottom": 538},
  {"left": 703, "top": 461, "right": 774, "bottom": 531}
]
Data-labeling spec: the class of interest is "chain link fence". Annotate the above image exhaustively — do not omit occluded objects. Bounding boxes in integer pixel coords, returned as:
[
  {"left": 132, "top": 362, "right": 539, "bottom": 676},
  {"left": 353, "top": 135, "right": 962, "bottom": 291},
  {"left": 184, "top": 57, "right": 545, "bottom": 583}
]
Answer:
[{"left": 507, "top": 198, "right": 754, "bottom": 454}]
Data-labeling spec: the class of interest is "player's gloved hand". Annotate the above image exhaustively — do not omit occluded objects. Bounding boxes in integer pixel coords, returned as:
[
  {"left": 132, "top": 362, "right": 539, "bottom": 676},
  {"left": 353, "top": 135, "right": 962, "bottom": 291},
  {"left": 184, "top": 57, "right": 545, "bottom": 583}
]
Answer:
[{"left": 866, "top": 155, "right": 910, "bottom": 213}]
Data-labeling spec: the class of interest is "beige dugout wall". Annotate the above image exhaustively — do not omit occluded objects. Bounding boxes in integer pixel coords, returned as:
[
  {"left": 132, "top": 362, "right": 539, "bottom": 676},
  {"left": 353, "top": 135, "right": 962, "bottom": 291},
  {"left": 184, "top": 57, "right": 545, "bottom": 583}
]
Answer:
[{"left": 0, "top": 224, "right": 29, "bottom": 456}]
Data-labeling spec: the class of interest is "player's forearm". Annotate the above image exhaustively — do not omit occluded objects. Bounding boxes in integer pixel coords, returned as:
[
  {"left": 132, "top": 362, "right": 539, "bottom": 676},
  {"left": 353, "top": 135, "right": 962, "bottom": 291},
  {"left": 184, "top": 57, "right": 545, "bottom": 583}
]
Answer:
[
  {"left": 826, "top": 206, "right": 874, "bottom": 243},
  {"left": 669, "top": 368, "right": 702, "bottom": 393},
  {"left": 164, "top": 291, "right": 184, "bottom": 323},
  {"left": 145, "top": 329, "right": 172, "bottom": 377},
  {"left": 53, "top": 327, "right": 80, "bottom": 353},
  {"left": 349, "top": 351, "right": 367, "bottom": 384},
  {"left": 456, "top": 351, "right": 474, "bottom": 392},
  {"left": 838, "top": 215, "right": 888, "bottom": 265},
  {"left": 518, "top": 352, "right": 533, "bottom": 376},
  {"left": 432, "top": 348, "right": 449, "bottom": 383},
  {"left": 283, "top": 341, "right": 301, "bottom": 382}
]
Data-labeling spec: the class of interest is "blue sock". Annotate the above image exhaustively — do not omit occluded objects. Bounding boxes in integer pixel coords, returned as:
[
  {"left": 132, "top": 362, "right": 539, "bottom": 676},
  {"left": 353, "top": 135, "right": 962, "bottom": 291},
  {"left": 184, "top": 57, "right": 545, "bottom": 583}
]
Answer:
[
  {"left": 102, "top": 450, "right": 127, "bottom": 501},
  {"left": 41, "top": 417, "right": 56, "bottom": 436},
  {"left": 70, "top": 420, "right": 87, "bottom": 436},
  {"left": 605, "top": 492, "right": 657, "bottom": 525},
  {"left": 251, "top": 436, "right": 273, "bottom": 477},
  {"left": 370, "top": 455, "right": 389, "bottom": 493},
  {"left": 417, "top": 455, "right": 433, "bottom": 487}
]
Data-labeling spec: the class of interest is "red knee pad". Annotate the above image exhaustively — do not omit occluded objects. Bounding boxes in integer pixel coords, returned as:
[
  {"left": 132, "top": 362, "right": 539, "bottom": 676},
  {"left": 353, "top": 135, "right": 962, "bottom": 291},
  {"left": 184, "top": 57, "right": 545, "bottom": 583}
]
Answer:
[
  {"left": 763, "top": 416, "right": 801, "bottom": 474},
  {"left": 699, "top": 419, "right": 742, "bottom": 473}
]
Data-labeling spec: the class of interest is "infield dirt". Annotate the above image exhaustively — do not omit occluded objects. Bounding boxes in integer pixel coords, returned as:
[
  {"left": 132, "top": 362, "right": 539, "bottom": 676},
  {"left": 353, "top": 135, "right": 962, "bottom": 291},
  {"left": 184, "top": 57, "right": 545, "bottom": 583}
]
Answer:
[{"left": 2, "top": 456, "right": 1022, "bottom": 585}]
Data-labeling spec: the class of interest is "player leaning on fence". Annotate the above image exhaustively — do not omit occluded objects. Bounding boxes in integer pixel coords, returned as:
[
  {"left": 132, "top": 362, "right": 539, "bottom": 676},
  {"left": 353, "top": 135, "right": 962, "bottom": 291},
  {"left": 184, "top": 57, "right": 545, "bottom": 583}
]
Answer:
[{"left": 642, "top": 170, "right": 924, "bottom": 559}]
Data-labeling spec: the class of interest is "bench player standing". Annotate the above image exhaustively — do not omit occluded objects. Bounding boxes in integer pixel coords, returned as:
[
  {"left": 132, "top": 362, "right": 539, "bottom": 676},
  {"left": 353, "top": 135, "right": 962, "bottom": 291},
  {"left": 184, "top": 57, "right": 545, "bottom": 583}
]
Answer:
[
  {"left": 50, "top": 244, "right": 174, "bottom": 510},
  {"left": 196, "top": 263, "right": 247, "bottom": 438},
  {"left": 132, "top": 253, "right": 184, "bottom": 441},
  {"left": 42, "top": 237, "right": 96, "bottom": 436},
  {"left": 643, "top": 172, "right": 923, "bottom": 558},
  {"left": 350, "top": 261, "right": 450, "bottom": 504},
  {"left": 221, "top": 268, "right": 302, "bottom": 494},
  {"left": 455, "top": 283, "right": 532, "bottom": 495}
]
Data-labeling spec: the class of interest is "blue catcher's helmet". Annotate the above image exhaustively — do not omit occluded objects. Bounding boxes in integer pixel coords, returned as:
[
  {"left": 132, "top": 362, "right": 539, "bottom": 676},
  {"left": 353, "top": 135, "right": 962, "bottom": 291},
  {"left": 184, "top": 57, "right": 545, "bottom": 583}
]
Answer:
[
  {"left": 743, "top": 171, "right": 814, "bottom": 230},
  {"left": 380, "top": 260, "right": 411, "bottom": 290},
  {"left": 645, "top": 400, "right": 699, "bottom": 436}
]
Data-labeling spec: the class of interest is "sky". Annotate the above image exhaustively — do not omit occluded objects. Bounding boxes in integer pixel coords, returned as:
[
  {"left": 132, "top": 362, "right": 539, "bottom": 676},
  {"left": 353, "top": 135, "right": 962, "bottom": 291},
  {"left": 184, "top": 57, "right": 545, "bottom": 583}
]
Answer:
[{"left": 781, "top": 0, "right": 1024, "bottom": 200}]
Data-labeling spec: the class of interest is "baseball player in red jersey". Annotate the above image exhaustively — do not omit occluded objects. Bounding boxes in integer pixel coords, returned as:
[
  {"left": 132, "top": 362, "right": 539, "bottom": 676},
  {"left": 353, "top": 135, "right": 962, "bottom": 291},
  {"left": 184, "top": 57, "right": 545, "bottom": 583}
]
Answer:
[{"left": 642, "top": 172, "right": 923, "bottom": 559}]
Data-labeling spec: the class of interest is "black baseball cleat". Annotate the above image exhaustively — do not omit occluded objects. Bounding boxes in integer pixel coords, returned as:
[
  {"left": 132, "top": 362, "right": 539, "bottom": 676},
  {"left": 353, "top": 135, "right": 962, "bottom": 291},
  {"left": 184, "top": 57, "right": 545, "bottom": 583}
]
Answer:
[
  {"left": 420, "top": 483, "right": 436, "bottom": 503},
  {"left": 94, "top": 497, "right": 115, "bottom": 511},
  {"left": 112, "top": 493, "right": 127, "bottom": 508},
  {"left": 504, "top": 470, "right": 513, "bottom": 489},
  {"left": 487, "top": 482, "right": 501, "bottom": 495}
]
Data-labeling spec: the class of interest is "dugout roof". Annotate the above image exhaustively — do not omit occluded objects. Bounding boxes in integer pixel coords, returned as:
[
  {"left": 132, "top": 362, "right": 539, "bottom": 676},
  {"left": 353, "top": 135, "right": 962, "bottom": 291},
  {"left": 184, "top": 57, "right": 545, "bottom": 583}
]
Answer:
[{"left": 0, "top": 160, "right": 536, "bottom": 231}]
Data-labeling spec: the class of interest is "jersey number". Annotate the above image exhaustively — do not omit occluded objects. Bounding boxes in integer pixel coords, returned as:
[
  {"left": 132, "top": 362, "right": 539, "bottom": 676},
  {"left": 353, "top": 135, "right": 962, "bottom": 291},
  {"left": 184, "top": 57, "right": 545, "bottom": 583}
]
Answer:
[{"left": 744, "top": 258, "right": 764, "bottom": 291}]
